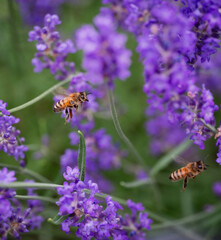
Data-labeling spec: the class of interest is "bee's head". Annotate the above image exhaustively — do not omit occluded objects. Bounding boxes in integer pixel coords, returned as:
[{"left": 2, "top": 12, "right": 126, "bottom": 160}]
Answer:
[
  {"left": 80, "top": 92, "right": 89, "bottom": 102},
  {"left": 197, "top": 160, "right": 207, "bottom": 171}
]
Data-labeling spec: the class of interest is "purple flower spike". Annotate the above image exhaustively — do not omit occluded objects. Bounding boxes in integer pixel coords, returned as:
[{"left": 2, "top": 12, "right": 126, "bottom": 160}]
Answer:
[
  {"left": 57, "top": 167, "right": 152, "bottom": 239},
  {"left": 28, "top": 14, "right": 76, "bottom": 80},
  {"left": 0, "top": 100, "right": 28, "bottom": 165},
  {"left": 76, "top": 9, "right": 131, "bottom": 87}
]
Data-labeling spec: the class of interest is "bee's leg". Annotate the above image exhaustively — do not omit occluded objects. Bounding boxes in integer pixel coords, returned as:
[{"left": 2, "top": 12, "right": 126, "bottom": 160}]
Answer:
[
  {"left": 65, "top": 108, "right": 69, "bottom": 124},
  {"left": 192, "top": 176, "right": 196, "bottom": 180},
  {"left": 69, "top": 108, "right": 73, "bottom": 120},
  {"left": 74, "top": 104, "right": 78, "bottom": 112},
  {"left": 182, "top": 177, "right": 188, "bottom": 192}
]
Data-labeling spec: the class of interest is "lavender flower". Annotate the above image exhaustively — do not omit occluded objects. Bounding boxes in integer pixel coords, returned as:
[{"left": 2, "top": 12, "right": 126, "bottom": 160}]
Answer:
[
  {"left": 75, "top": 9, "right": 131, "bottom": 87},
  {"left": 0, "top": 168, "right": 43, "bottom": 240},
  {"left": 28, "top": 14, "right": 76, "bottom": 80},
  {"left": 57, "top": 166, "right": 152, "bottom": 239},
  {"left": 0, "top": 101, "right": 28, "bottom": 166}
]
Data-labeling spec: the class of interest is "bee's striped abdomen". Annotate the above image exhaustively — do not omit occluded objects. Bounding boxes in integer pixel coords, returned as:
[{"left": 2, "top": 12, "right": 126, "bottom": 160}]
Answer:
[
  {"left": 169, "top": 168, "right": 186, "bottom": 182},
  {"left": 53, "top": 99, "right": 66, "bottom": 112}
]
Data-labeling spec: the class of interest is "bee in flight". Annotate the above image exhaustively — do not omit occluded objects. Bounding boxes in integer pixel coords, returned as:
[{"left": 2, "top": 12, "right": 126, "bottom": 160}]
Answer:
[
  {"left": 169, "top": 160, "right": 207, "bottom": 191},
  {"left": 53, "top": 91, "right": 89, "bottom": 123}
]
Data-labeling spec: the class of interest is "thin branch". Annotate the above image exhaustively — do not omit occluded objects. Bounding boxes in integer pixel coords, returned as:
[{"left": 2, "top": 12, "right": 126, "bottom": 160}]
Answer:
[
  {"left": 0, "top": 74, "right": 74, "bottom": 115},
  {"left": 0, "top": 181, "right": 62, "bottom": 189}
]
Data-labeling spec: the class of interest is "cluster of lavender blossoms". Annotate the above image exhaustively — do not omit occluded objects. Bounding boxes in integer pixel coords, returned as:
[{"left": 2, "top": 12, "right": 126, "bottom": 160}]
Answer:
[
  {"left": 57, "top": 166, "right": 152, "bottom": 239},
  {"left": 0, "top": 100, "right": 28, "bottom": 167},
  {"left": 102, "top": 0, "right": 221, "bottom": 159},
  {"left": 0, "top": 168, "right": 43, "bottom": 239},
  {"left": 28, "top": 14, "right": 75, "bottom": 80}
]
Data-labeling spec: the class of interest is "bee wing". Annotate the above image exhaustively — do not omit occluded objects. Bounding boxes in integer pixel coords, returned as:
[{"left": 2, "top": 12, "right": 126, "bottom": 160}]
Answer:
[
  {"left": 52, "top": 86, "right": 70, "bottom": 98},
  {"left": 172, "top": 155, "right": 191, "bottom": 165}
]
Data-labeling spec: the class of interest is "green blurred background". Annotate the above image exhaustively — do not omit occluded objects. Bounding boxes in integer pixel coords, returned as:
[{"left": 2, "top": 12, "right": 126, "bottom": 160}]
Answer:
[{"left": 1, "top": 1, "right": 221, "bottom": 239}]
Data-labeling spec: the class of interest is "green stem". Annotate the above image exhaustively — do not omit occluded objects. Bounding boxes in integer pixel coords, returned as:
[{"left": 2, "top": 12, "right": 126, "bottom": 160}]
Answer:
[
  {"left": 0, "top": 181, "right": 62, "bottom": 189},
  {"left": 107, "top": 88, "right": 146, "bottom": 167},
  {"left": 15, "top": 194, "right": 55, "bottom": 203},
  {"left": 0, "top": 163, "right": 50, "bottom": 183},
  {"left": 1, "top": 74, "right": 74, "bottom": 115},
  {"left": 150, "top": 139, "right": 191, "bottom": 177}
]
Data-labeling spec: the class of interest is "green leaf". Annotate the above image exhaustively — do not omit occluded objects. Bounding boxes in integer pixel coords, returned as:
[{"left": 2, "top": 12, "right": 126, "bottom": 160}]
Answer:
[
  {"left": 77, "top": 130, "right": 86, "bottom": 182},
  {"left": 48, "top": 214, "right": 69, "bottom": 225}
]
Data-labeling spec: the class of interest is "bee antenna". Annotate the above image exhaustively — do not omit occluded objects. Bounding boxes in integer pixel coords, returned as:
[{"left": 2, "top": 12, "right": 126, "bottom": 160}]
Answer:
[{"left": 86, "top": 91, "right": 92, "bottom": 95}]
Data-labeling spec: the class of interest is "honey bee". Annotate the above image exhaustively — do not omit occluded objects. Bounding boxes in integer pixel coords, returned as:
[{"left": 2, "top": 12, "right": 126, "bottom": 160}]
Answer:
[
  {"left": 169, "top": 160, "right": 207, "bottom": 191},
  {"left": 53, "top": 91, "right": 89, "bottom": 123}
]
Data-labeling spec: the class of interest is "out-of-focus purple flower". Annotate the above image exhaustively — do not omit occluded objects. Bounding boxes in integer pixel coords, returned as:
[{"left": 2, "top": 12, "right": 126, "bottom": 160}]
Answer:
[
  {"left": 75, "top": 9, "right": 131, "bottom": 87},
  {"left": 0, "top": 167, "right": 16, "bottom": 184},
  {"left": 197, "top": 51, "right": 221, "bottom": 94},
  {"left": 15, "top": 0, "right": 67, "bottom": 25},
  {"left": 0, "top": 169, "right": 43, "bottom": 240},
  {"left": 29, "top": 14, "right": 76, "bottom": 80},
  {"left": 146, "top": 114, "right": 186, "bottom": 155},
  {"left": 33, "top": 134, "right": 50, "bottom": 160},
  {"left": 203, "top": 204, "right": 214, "bottom": 213},
  {"left": 0, "top": 100, "right": 28, "bottom": 166},
  {"left": 57, "top": 166, "right": 152, "bottom": 239},
  {"left": 213, "top": 182, "right": 221, "bottom": 197}
]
